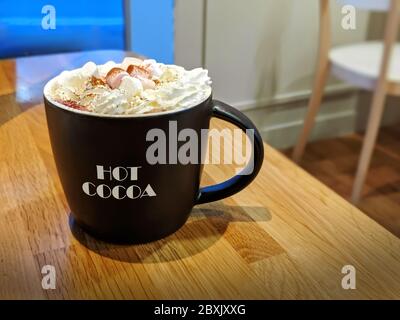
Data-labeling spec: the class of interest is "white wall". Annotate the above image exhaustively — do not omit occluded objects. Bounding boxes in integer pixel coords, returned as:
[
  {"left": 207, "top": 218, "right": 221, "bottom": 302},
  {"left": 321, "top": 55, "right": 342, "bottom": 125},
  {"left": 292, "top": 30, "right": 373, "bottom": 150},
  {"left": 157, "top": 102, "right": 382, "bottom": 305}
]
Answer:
[
  {"left": 175, "top": 0, "right": 398, "bottom": 149},
  {"left": 174, "top": 0, "right": 205, "bottom": 69},
  {"left": 204, "top": 0, "right": 369, "bottom": 107}
]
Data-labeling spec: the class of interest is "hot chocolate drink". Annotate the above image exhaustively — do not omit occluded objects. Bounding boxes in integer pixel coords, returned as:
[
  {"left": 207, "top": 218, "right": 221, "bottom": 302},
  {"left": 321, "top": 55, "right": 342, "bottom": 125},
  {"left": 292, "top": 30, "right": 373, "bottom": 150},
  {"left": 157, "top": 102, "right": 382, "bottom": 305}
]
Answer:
[{"left": 46, "top": 57, "right": 212, "bottom": 115}]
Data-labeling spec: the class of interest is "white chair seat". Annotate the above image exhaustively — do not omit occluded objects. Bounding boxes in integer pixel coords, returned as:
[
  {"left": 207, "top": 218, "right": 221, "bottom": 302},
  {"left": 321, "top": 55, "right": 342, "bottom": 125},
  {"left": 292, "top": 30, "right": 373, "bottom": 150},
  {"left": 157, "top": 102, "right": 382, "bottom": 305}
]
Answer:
[
  {"left": 337, "top": 0, "right": 390, "bottom": 12},
  {"left": 330, "top": 41, "right": 400, "bottom": 92}
]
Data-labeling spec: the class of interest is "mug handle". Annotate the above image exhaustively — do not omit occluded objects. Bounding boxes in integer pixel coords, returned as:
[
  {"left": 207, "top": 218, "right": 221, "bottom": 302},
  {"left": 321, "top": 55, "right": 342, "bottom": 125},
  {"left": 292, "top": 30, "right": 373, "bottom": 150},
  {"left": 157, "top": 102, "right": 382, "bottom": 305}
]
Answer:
[{"left": 196, "top": 100, "right": 264, "bottom": 204}]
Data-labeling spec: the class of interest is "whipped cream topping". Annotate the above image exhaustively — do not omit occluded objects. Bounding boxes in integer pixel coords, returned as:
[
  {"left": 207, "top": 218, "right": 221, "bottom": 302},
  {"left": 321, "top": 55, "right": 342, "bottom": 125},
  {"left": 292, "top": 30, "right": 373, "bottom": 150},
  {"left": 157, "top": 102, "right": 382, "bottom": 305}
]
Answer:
[{"left": 46, "top": 58, "right": 212, "bottom": 115}]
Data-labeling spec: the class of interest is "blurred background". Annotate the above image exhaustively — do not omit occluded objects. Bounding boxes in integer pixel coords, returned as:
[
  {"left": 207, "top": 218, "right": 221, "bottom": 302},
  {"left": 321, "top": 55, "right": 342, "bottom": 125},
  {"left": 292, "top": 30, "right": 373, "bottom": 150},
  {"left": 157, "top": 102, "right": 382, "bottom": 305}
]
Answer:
[
  {"left": 1, "top": 0, "right": 399, "bottom": 233},
  {"left": 0, "top": 0, "right": 174, "bottom": 63}
]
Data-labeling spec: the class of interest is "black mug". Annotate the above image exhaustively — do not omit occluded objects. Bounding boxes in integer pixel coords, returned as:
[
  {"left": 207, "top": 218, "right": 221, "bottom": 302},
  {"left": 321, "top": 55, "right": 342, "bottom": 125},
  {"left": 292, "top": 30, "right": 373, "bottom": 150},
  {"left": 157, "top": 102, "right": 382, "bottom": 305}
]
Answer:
[{"left": 44, "top": 83, "right": 264, "bottom": 243}]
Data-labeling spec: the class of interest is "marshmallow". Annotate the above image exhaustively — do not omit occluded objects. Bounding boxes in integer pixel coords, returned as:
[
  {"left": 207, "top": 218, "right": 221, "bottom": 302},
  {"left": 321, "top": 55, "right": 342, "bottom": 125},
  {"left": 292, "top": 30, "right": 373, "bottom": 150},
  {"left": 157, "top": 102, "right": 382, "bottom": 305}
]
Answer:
[
  {"left": 138, "top": 77, "right": 156, "bottom": 90},
  {"left": 106, "top": 68, "right": 129, "bottom": 89},
  {"left": 119, "top": 76, "right": 143, "bottom": 97},
  {"left": 98, "top": 61, "right": 117, "bottom": 77},
  {"left": 81, "top": 61, "right": 97, "bottom": 77},
  {"left": 144, "top": 59, "right": 163, "bottom": 78},
  {"left": 121, "top": 57, "right": 144, "bottom": 70},
  {"left": 127, "top": 64, "right": 151, "bottom": 79}
]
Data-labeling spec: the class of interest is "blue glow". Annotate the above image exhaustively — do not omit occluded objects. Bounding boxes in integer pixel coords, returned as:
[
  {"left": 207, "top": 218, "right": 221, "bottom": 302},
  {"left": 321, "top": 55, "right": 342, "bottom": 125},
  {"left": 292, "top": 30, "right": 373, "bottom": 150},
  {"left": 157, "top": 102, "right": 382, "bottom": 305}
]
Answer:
[
  {"left": 0, "top": 0, "right": 125, "bottom": 58},
  {"left": 130, "top": 0, "right": 174, "bottom": 64}
]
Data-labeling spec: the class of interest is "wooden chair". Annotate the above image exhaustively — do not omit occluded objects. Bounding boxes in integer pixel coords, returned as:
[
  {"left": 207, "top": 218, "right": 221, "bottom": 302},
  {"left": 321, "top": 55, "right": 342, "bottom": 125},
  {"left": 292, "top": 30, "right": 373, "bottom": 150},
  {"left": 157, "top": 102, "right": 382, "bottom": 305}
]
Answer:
[{"left": 292, "top": 0, "right": 400, "bottom": 203}]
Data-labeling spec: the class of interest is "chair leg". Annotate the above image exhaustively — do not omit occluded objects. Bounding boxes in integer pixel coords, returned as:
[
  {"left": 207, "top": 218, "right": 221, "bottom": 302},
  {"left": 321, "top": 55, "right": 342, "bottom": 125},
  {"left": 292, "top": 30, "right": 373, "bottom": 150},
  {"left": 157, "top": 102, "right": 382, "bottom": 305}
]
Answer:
[
  {"left": 351, "top": 0, "right": 399, "bottom": 204},
  {"left": 351, "top": 88, "right": 388, "bottom": 204},
  {"left": 292, "top": 61, "right": 331, "bottom": 163}
]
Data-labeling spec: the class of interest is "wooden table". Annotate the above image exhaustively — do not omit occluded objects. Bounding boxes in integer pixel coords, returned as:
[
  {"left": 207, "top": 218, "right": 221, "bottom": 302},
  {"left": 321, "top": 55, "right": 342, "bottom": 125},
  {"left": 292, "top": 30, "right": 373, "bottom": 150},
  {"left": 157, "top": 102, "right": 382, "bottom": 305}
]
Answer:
[{"left": 1, "top": 51, "right": 400, "bottom": 300}]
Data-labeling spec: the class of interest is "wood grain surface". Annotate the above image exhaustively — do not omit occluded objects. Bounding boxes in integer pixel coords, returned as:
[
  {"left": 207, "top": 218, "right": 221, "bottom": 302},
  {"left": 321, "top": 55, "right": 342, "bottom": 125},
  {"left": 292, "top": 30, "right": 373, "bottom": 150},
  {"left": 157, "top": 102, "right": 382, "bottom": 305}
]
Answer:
[
  {"left": 284, "top": 125, "right": 400, "bottom": 239},
  {"left": 1, "top": 51, "right": 400, "bottom": 299}
]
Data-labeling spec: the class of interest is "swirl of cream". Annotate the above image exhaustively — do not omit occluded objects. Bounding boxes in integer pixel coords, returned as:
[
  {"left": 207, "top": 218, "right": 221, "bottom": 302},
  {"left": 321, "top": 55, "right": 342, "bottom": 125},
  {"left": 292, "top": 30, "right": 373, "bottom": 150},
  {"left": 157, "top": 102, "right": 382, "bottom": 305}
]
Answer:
[{"left": 142, "top": 68, "right": 212, "bottom": 110}]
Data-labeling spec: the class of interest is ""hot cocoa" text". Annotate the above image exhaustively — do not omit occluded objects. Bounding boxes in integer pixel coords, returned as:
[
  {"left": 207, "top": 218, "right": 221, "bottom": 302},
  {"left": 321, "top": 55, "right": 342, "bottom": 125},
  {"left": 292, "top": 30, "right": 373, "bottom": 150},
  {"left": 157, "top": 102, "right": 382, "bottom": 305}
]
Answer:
[{"left": 82, "top": 165, "right": 156, "bottom": 200}]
